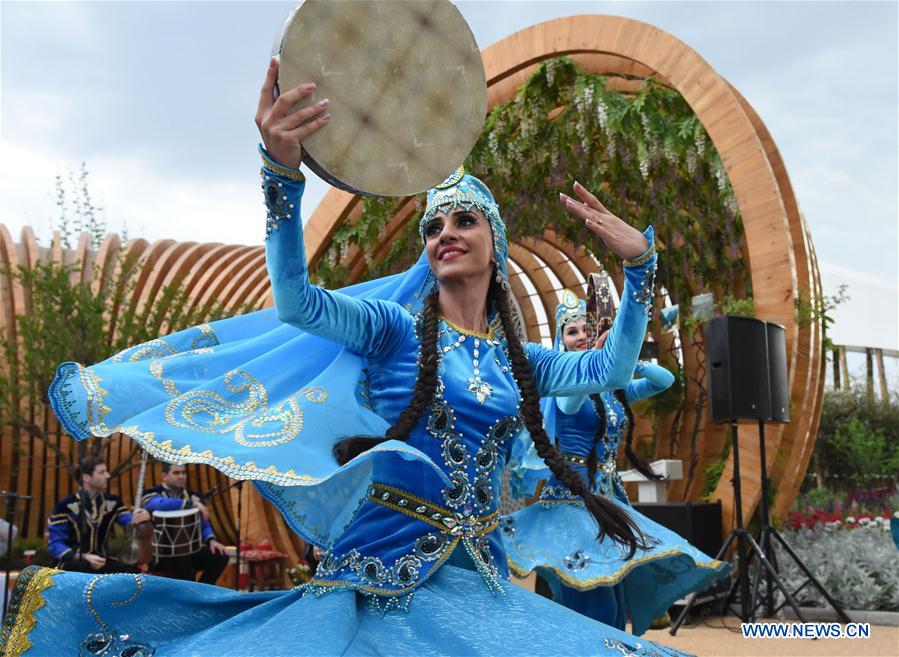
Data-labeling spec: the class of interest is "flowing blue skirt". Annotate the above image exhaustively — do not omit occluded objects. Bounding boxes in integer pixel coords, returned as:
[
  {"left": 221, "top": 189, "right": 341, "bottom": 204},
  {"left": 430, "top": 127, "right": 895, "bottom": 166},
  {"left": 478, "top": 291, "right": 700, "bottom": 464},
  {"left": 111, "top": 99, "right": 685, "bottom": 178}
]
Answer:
[
  {"left": 503, "top": 500, "right": 731, "bottom": 636},
  {"left": 2, "top": 560, "right": 693, "bottom": 657}
]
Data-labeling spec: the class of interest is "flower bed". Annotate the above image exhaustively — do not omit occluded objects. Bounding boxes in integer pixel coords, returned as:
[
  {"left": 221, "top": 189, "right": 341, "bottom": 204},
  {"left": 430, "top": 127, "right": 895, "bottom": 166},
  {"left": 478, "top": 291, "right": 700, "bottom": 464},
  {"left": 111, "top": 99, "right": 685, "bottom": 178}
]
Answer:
[{"left": 776, "top": 517, "right": 899, "bottom": 612}]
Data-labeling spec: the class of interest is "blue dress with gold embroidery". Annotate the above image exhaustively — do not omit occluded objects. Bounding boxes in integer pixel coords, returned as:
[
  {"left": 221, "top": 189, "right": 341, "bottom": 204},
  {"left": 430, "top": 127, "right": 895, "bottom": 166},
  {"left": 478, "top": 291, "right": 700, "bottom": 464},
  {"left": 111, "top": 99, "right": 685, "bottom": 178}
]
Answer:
[
  {"left": 504, "top": 375, "right": 731, "bottom": 635},
  {"left": 0, "top": 158, "right": 690, "bottom": 657}
]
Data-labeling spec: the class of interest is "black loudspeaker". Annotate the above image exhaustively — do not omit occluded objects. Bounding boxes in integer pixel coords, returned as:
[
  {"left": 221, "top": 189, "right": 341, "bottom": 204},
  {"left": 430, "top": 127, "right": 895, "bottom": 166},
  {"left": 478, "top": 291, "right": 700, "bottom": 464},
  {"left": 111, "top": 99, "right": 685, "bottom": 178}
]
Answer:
[
  {"left": 705, "top": 316, "right": 771, "bottom": 423},
  {"left": 766, "top": 322, "right": 790, "bottom": 423},
  {"left": 632, "top": 501, "right": 723, "bottom": 558}
]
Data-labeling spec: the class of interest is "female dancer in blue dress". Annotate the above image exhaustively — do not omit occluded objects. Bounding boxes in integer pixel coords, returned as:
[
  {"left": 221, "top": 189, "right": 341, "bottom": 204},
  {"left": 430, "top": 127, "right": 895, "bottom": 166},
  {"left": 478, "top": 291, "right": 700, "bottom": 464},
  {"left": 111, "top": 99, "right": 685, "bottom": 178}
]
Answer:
[
  {"left": 504, "top": 291, "right": 731, "bottom": 636},
  {"left": 0, "top": 61, "right": 691, "bottom": 657}
]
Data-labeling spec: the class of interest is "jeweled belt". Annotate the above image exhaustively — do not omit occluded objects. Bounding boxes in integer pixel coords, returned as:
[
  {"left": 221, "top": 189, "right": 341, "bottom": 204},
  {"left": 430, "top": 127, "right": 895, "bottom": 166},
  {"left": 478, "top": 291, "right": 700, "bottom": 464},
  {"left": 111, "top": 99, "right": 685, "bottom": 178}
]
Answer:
[
  {"left": 367, "top": 483, "right": 504, "bottom": 594},
  {"left": 368, "top": 483, "right": 498, "bottom": 537},
  {"left": 561, "top": 451, "right": 589, "bottom": 466},
  {"left": 560, "top": 451, "right": 617, "bottom": 474}
]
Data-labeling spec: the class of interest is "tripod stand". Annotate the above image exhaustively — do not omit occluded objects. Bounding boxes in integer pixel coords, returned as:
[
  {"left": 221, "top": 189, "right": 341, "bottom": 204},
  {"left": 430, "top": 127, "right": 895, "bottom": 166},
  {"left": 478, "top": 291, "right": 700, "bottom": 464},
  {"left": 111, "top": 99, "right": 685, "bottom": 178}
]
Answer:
[{"left": 671, "top": 420, "right": 850, "bottom": 633}]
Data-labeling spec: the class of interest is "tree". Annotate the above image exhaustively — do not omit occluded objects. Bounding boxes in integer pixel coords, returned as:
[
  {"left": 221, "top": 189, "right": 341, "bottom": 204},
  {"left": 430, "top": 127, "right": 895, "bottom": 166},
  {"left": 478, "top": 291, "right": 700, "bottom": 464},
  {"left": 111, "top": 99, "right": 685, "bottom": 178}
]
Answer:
[{"left": 0, "top": 169, "right": 253, "bottom": 493}]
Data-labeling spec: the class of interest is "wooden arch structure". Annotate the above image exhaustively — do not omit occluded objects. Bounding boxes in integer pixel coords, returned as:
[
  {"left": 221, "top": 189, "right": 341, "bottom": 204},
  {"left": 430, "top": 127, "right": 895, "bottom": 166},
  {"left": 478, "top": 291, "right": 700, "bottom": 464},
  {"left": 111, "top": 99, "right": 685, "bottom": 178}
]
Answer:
[
  {"left": 298, "top": 15, "right": 825, "bottom": 540},
  {"left": 0, "top": 16, "right": 823, "bottom": 562}
]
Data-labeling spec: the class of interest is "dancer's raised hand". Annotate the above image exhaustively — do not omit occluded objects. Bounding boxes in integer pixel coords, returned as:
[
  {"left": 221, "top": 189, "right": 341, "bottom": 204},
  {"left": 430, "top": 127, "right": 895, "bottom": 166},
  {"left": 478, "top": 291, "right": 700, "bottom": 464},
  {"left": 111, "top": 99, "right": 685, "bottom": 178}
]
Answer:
[
  {"left": 255, "top": 58, "right": 331, "bottom": 169},
  {"left": 560, "top": 182, "right": 649, "bottom": 261}
]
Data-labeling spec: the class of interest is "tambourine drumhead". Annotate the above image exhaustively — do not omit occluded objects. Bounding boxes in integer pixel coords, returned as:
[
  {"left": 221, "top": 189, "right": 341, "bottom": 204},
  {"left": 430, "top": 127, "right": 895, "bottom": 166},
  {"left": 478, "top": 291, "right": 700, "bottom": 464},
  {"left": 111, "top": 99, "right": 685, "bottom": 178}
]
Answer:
[{"left": 275, "top": 0, "right": 487, "bottom": 197}]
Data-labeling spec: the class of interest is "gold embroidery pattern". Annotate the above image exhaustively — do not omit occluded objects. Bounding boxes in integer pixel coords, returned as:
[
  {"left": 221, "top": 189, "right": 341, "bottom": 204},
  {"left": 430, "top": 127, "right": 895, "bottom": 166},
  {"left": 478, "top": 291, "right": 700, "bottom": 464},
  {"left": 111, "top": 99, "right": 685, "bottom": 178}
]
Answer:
[
  {"left": 507, "top": 549, "right": 726, "bottom": 590},
  {"left": 110, "top": 323, "right": 219, "bottom": 364},
  {"left": 0, "top": 567, "right": 60, "bottom": 657},
  {"left": 80, "top": 367, "right": 113, "bottom": 434},
  {"left": 149, "top": 348, "right": 215, "bottom": 398},
  {"left": 162, "top": 370, "right": 327, "bottom": 448},
  {"left": 71, "top": 362, "right": 383, "bottom": 485},
  {"left": 85, "top": 573, "right": 143, "bottom": 625},
  {"left": 623, "top": 243, "right": 657, "bottom": 268},
  {"left": 111, "top": 339, "right": 177, "bottom": 364},
  {"left": 81, "top": 573, "right": 155, "bottom": 656},
  {"left": 164, "top": 370, "right": 268, "bottom": 433},
  {"left": 190, "top": 323, "right": 218, "bottom": 349},
  {"left": 116, "top": 426, "right": 319, "bottom": 485}
]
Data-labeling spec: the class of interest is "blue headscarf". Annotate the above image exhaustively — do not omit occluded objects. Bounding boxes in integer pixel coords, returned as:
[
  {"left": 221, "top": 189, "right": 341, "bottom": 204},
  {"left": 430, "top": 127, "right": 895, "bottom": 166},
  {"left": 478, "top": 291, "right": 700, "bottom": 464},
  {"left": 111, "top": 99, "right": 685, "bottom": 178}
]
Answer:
[
  {"left": 48, "top": 167, "right": 512, "bottom": 548},
  {"left": 420, "top": 166, "right": 508, "bottom": 276},
  {"left": 552, "top": 288, "right": 587, "bottom": 352}
]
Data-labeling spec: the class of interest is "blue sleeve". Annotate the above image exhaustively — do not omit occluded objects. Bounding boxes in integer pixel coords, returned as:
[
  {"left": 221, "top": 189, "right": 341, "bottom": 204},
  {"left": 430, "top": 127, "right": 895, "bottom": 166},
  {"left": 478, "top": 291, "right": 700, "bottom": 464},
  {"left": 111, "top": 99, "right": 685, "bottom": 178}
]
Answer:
[
  {"left": 260, "top": 146, "right": 411, "bottom": 361},
  {"left": 116, "top": 506, "right": 133, "bottom": 528},
  {"left": 201, "top": 518, "right": 216, "bottom": 543},
  {"left": 525, "top": 227, "right": 657, "bottom": 396},
  {"left": 625, "top": 361, "right": 675, "bottom": 403},
  {"left": 557, "top": 394, "right": 588, "bottom": 415},
  {"left": 47, "top": 515, "right": 74, "bottom": 561},
  {"left": 142, "top": 494, "right": 186, "bottom": 514},
  {"left": 507, "top": 430, "right": 550, "bottom": 499}
]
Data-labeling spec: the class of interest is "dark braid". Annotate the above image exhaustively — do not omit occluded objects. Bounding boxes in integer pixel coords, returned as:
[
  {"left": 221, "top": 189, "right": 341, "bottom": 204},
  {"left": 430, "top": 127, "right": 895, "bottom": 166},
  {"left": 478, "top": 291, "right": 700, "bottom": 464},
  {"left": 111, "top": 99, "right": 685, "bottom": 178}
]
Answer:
[
  {"left": 490, "top": 276, "right": 650, "bottom": 559},
  {"left": 614, "top": 388, "right": 663, "bottom": 481},
  {"left": 333, "top": 290, "right": 441, "bottom": 465},
  {"left": 585, "top": 394, "right": 607, "bottom": 490}
]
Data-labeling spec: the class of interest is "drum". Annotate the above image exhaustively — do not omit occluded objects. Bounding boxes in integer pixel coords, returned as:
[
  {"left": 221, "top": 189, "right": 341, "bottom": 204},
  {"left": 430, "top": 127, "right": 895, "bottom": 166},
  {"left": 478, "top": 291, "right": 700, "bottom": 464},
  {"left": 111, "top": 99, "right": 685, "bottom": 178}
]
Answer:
[
  {"left": 152, "top": 508, "right": 202, "bottom": 559},
  {"left": 274, "top": 0, "right": 487, "bottom": 197}
]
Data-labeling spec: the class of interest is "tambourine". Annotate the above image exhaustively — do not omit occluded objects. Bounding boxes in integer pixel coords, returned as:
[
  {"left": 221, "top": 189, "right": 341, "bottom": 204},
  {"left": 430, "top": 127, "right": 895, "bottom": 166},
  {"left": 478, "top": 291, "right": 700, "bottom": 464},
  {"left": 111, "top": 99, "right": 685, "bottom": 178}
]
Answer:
[
  {"left": 273, "top": 0, "right": 487, "bottom": 197},
  {"left": 585, "top": 271, "right": 616, "bottom": 345}
]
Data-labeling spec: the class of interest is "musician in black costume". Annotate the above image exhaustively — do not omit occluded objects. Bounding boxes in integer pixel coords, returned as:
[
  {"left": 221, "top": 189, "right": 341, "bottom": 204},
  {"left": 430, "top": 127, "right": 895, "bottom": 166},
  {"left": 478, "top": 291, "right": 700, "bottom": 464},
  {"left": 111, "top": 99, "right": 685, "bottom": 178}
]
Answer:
[
  {"left": 47, "top": 456, "right": 150, "bottom": 573},
  {"left": 142, "top": 462, "right": 228, "bottom": 585}
]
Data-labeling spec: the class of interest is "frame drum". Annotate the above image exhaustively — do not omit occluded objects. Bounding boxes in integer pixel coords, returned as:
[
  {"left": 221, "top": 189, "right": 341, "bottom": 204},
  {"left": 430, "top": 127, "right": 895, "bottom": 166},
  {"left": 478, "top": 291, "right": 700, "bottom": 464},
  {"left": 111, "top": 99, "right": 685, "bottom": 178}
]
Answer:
[
  {"left": 152, "top": 508, "right": 202, "bottom": 559},
  {"left": 274, "top": 0, "right": 487, "bottom": 197},
  {"left": 585, "top": 272, "right": 616, "bottom": 344}
]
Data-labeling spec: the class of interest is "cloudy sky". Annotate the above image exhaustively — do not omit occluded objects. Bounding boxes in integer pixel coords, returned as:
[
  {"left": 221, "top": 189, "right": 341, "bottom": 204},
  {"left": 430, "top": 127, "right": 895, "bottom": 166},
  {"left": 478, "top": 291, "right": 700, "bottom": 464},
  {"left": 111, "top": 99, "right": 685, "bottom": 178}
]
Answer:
[{"left": 1, "top": 1, "right": 897, "bottom": 372}]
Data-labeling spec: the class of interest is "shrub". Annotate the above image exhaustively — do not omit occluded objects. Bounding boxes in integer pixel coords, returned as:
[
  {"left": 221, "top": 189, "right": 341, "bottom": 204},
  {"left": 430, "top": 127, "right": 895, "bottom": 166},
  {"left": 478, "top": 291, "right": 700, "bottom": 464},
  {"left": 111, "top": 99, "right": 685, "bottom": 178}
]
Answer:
[{"left": 776, "top": 524, "right": 899, "bottom": 611}]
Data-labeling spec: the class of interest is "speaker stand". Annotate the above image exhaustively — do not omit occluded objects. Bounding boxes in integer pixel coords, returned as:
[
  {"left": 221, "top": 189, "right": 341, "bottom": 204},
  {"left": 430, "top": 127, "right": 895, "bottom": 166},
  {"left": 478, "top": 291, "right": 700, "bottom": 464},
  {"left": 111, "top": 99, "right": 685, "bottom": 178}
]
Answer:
[
  {"left": 746, "top": 421, "right": 850, "bottom": 623},
  {"left": 670, "top": 421, "right": 848, "bottom": 634}
]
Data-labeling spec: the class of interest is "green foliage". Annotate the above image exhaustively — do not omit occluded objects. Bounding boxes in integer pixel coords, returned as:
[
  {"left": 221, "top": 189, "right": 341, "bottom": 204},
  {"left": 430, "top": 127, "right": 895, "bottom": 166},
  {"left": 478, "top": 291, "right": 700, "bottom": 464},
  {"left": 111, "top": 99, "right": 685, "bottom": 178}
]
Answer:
[
  {"left": 635, "top": 355, "right": 684, "bottom": 443},
  {"left": 797, "top": 283, "right": 849, "bottom": 352},
  {"left": 53, "top": 163, "right": 108, "bottom": 250},
  {"left": 719, "top": 293, "right": 755, "bottom": 317},
  {"left": 6, "top": 538, "right": 53, "bottom": 568},
  {"left": 701, "top": 440, "right": 731, "bottom": 500},
  {"left": 311, "top": 57, "right": 752, "bottom": 318},
  {"left": 798, "top": 487, "right": 841, "bottom": 510},
  {"left": 0, "top": 169, "right": 254, "bottom": 483},
  {"left": 804, "top": 388, "right": 899, "bottom": 491}
]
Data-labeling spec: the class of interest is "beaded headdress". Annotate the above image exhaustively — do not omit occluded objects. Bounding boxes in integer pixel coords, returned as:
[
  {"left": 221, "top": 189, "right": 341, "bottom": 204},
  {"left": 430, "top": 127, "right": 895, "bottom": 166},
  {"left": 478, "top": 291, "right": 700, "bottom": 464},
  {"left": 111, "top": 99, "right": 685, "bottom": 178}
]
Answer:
[
  {"left": 554, "top": 288, "right": 587, "bottom": 351},
  {"left": 418, "top": 166, "right": 509, "bottom": 281}
]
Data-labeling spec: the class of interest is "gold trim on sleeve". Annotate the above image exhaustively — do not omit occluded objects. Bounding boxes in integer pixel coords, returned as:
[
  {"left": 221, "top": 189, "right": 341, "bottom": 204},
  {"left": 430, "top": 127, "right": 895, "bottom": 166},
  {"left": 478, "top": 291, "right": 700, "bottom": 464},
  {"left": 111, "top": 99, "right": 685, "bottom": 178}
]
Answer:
[{"left": 623, "top": 243, "right": 656, "bottom": 268}]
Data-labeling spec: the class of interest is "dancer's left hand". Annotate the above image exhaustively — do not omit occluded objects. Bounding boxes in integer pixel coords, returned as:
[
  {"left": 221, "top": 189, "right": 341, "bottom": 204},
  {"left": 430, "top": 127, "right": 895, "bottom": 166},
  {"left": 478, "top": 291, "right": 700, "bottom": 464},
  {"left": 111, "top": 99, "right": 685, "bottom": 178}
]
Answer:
[{"left": 560, "top": 182, "right": 649, "bottom": 260}]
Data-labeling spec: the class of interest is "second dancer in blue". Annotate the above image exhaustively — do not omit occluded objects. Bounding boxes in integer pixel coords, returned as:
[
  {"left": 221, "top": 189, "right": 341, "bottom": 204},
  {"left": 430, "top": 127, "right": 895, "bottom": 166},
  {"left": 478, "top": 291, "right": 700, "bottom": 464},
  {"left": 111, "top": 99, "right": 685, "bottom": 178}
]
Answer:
[{"left": 504, "top": 291, "right": 731, "bottom": 635}]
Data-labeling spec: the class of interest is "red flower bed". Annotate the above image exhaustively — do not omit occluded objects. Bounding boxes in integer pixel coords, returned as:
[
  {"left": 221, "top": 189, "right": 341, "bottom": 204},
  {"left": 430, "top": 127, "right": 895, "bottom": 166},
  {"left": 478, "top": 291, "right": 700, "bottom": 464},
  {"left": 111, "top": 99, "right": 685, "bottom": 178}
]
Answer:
[{"left": 786, "top": 508, "right": 893, "bottom": 530}]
